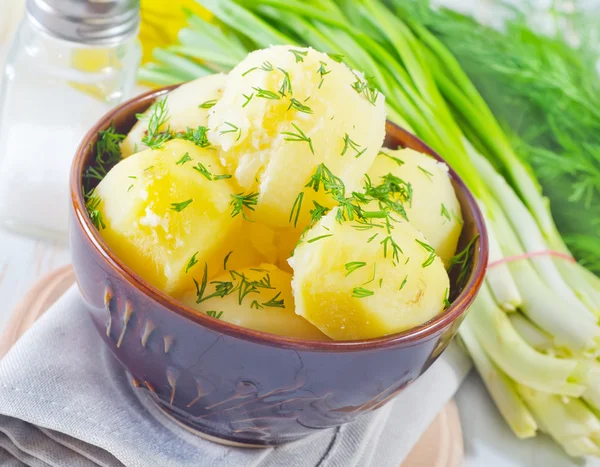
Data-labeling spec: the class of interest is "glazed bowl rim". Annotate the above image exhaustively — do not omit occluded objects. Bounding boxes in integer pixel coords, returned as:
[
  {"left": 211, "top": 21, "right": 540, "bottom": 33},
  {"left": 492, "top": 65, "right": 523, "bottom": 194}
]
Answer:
[{"left": 70, "top": 84, "right": 488, "bottom": 351}]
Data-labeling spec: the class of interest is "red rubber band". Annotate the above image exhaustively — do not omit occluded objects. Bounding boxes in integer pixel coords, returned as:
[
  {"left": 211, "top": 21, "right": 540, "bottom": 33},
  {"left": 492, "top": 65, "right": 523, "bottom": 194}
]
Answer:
[{"left": 488, "top": 250, "right": 576, "bottom": 269}]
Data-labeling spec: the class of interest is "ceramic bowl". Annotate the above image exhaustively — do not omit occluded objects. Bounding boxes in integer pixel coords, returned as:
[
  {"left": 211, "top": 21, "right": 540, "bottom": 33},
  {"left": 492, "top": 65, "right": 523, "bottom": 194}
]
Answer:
[{"left": 70, "top": 85, "right": 488, "bottom": 446}]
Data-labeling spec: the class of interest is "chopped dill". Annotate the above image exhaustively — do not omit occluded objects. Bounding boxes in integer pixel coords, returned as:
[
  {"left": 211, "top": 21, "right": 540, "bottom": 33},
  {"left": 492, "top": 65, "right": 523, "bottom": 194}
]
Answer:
[
  {"left": 307, "top": 234, "right": 333, "bottom": 243},
  {"left": 219, "top": 122, "right": 241, "bottom": 141},
  {"left": 230, "top": 192, "right": 259, "bottom": 221},
  {"left": 205, "top": 310, "right": 223, "bottom": 319},
  {"left": 199, "top": 99, "right": 217, "bottom": 109},
  {"left": 418, "top": 166, "right": 434, "bottom": 180},
  {"left": 345, "top": 261, "right": 367, "bottom": 276},
  {"left": 262, "top": 291, "right": 285, "bottom": 308},
  {"left": 193, "top": 162, "right": 213, "bottom": 180},
  {"left": 141, "top": 99, "right": 171, "bottom": 149},
  {"left": 253, "top": 87, "right": 280, "bottom": 100},
  {"left": 223, "top": 251, "right": 233, "bottom": 270},
  {"left": 242, "top": 93, "right": 254, "bottom": 108},
  {"left": 290, "top": 49, "right": 308, "bottom": 62},
  {"left": 341, "top": 133, "right": 366, "bottom": 158},
  {"left": 171, "top": 199, "right": 193, "bottom": 212},
  {"left": 448, "top": 235, "right": 480, "bottom": 290},
  {"left": 317, "top": 61, "right": 331, "bottom": 88},
  {"left": 289, "top": 192, "right": 304, "bottom": 227},
  {"left": 288, "top": 97, "right": 313, "bottom": 114},
  {"left": 415, "top": 239, "right": 437, "bottom": 267},
  {"left": 278, "top": 67, "right": 293, "bottom": 96},
  {"left": 186, "top": 252, "right": 199, "bottom": 273},
  {"left": 176, "top": 152, "right": 192, "bottom": 165},
  {"left": 382, "top": 151, "right": 404, "bottom": 166},
  {"left": 441, "top": 203, "right": 451, "bottom": 221},
  {"left": 86, "top": 193, "right": 106, "bottom": 230},
  {"left": 352, "top": 287, "right": 374, "bottom": 298},
  {"left": 281, "top": 123, "right": 314, "bottom": 155}
]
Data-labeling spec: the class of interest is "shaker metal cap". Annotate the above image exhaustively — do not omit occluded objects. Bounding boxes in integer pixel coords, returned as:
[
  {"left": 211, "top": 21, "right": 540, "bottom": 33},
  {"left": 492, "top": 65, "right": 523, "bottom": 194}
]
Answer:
[{"left": 26, "top": 0, "right": 140, "bottom": 45}]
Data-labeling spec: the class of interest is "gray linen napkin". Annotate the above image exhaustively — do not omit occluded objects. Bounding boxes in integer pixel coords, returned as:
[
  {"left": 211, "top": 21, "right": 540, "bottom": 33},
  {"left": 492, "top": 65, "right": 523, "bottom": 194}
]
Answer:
[{"left": 0, "top": 286, "right": 471, "bottom": 467}]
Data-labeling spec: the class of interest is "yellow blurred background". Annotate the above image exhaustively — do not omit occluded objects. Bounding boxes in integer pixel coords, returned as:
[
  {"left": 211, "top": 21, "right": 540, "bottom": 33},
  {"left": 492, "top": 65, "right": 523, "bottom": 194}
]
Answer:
[{"left": 139, "top": 0, "right": 210, "bottom": 64}]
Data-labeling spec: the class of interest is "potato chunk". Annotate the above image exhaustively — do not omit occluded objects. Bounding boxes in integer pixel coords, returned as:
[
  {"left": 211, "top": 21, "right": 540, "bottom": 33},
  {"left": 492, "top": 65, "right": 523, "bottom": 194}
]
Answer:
[
  {"left": 121, "top": 74, "right": 227, "bottom": 157},
  {"left": 208, "top": 45, "right": 386, "bottom": 229},
  {"left": 180, "top": 264, "right": 327, "bottom": 340},
  {"left": 290, "top": 210, "right": 450, "bottom": 340},
  {"left": 368, "top": 148, "right": 463, "bottom": 265},
  {"left": 94, "top": 139, "right": 260, "bottom": 294}
]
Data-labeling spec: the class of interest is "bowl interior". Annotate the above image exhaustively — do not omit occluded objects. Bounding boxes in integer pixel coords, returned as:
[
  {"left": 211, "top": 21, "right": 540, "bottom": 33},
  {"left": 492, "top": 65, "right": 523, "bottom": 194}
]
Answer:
[{"left": 71, "top": 85, "right": 488, "bottom": 350}]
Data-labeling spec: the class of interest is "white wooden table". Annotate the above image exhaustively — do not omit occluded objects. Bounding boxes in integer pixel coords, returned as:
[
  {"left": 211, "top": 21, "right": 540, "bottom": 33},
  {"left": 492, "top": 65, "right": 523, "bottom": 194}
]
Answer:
[{"left": 0, "top": 226, "right": 592, "bottom": 467}]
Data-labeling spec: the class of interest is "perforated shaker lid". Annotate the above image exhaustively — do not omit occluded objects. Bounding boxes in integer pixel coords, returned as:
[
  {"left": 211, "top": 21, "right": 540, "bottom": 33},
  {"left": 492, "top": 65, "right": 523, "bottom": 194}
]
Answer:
[{"left": 26, "top": 0, "right": 140, "bottom": 45}]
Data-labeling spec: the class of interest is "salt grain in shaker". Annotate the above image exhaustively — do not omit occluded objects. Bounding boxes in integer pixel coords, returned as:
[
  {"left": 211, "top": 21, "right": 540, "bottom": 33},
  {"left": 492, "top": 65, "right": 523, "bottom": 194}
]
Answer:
[{"left": 0, "top": 0, "right": 141, "bottom": 240}]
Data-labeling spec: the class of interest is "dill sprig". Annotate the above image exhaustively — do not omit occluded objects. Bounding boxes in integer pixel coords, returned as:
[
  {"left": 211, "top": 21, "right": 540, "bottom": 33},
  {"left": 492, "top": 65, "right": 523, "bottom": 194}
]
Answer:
[
  {"left": 278, "top": 67, "right": 293, "bottom": 96},
  {"left": 288, "top": 98, "right": 313, "bottom": 114},
  {"left": 341, "top": 133, "right": 367, "bottom": 158},
  {"left": 345, "top": 261, "right": 367, "bottom": 276},
  {"left": 170, "top": 199, "right": 193, "bottom": 212},
  {"left": 418, "top": 165, "right": 434, "bottom": 181},
  {"left": 230, "top": 191, "right": 259, "bottom": 221},
  {"left": 141, "top": 99, "right": 171, "bottom": 149},
  {"left": 289, "top": 192, "right": 304, "bottom": 227},
  {"left": 86, "top": 192, "right": 106, "bottom": 230},
  {"left": 441, "top": 203, "right": 451, "bottom": 221},
  {"left": 281, "top": 123, "right": 314, "bottom": 155},
  {"left": 85, "top": 125, "right": 124, "bottom": 183},
  {"left": 223, "top": 251, "right": 233, "bottom": 270},
  {"left": 242, "top": 93, "right": 254, "bottom": 107},
  {"left": 176, "top": 153, "right": 192, "bottom": 165},
  {"left": 415, "top": 239, "right": 437, "bottom": 267},
  {"left": 307, "top": 234, "right": 333, "bottom": 243},
  {"left": 219, "top": 122, "right": 241, "bottom": 141},
  {"left": 352, "top": 287, "right": 374, "bottom": 298},
  {"left": 317, "top": 61, "right": 331, "bottom": 88},
  {"left": 176, "top": 126, "right": 211, "bottom": 148},
  {"left": 199, "top": 99, "right": 217, "bottom": 109},
  {"left": 289, "top": 49, "right": 308, "bottom": 62},
  {"left": 206, "top": 310, "right": 224, "bottom": 319},
  {"left": 253, "top": 87, "right": 280, "bottom": 100},
  {"left": 381, "top": 151, "right": 404, "bottom": 166},
  {"left": 262, "top": 292, "right": 285, "bottom": 308},
  {"left": 448, "top": 234, "right": 480, "bottom": 291},
  {"left": 186, "top": 252, "right": 199, "bottom": 273},
  {"left": 193, "top": 162, "right": 212, "bottom": 180},
  {"left": 381, "top": 235, "right": 403, "bottom": 262}
]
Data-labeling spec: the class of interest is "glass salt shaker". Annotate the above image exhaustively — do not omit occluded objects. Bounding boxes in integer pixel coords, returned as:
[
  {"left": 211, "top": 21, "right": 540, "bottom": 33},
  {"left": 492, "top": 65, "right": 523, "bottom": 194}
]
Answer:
[{"left": 0, "top": 0, "right": 141, "bottom": 240}]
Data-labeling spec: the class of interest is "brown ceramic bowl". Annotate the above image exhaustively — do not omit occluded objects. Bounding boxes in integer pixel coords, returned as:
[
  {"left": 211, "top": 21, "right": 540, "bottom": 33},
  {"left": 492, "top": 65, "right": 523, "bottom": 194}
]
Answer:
[{"left": 70, "top": 85, "right": 488, "bottom": 447}]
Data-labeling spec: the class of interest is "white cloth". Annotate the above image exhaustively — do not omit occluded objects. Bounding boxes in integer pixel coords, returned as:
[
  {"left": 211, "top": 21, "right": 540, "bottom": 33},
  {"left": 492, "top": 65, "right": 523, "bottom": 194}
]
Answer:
[{"left": 0, "top": 286, "right": 471, "bottom": 467}]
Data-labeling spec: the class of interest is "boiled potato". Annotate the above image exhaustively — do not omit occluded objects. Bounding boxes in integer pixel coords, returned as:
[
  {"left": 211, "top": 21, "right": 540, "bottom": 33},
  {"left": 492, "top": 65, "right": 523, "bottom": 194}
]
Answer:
[
  {"left": 208, "top": 45, "right": 386, "bottom": 229},
  {"left": 368, "top": 148, "right": 463, "bottom": 265},
  {"left": 180, "top": 264, "right": 328, "bottom": 340},
  {"left": 94, "top": 139, "right": 264, "bottom": 294},
  {"left": 121, "top": 74, "right": 227, "bottom": 157},
  {"left": 290, "top": 209, "right": 450, "bottom": 340}
]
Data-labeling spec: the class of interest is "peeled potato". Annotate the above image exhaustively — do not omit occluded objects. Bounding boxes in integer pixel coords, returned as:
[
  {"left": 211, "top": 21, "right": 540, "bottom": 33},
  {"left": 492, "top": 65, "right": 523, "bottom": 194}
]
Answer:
[
  {"left": 180, "top": 264, "right": 328, "bottom": 340},
  {"left": 368, "top": 148, "right": 463, "bottom": 265},
  {"left": 121, "top": 74, "right": 227, "bottom": 157},
  {"left": 290, "top": 209, "right": 450, "bottom": 340},
  {"left": 208, "top": 45, "right": 386, "bottom": 229},
  {"left": 94, "top": 139, "right": 264, "bottom": 294}
]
